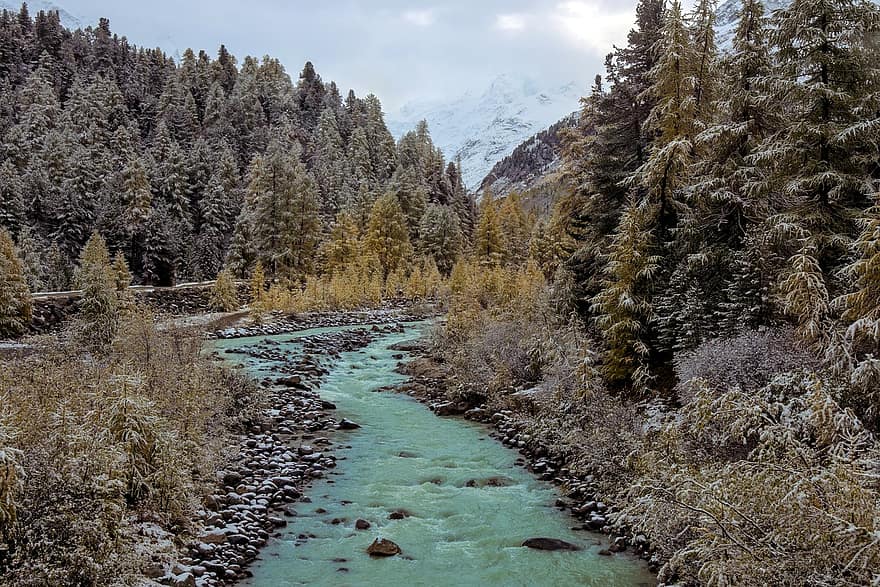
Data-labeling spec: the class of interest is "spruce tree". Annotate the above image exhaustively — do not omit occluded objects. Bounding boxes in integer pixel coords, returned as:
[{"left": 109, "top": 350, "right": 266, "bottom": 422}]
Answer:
[
  {"left": 0, "top": 228, "right": 33, "bottom": 337},
  {"left": 755, "top": 0, "right": 880, "bottom": 342},
  {"left": 474, "top": 195, "right": 505, "bottom": 266},
  {"left": 364, "top": 193, "right": 412, "bottom": 280},
  {"left": 417, "top": 204, "right": 463, "bottom": 276},
  {"left": 75, "top": 232, "right": 119, "bottom": 352}
]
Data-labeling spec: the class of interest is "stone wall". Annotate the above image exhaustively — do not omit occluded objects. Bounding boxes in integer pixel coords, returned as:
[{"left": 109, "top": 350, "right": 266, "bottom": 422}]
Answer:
[{"left": 29, "top": 283, "right": 250, "bottom": 334}]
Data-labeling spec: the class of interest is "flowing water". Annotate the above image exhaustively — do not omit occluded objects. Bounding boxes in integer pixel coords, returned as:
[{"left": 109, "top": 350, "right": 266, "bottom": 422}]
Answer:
[{"left": 214, "top": 323, "right": 654, "bottom": 587}]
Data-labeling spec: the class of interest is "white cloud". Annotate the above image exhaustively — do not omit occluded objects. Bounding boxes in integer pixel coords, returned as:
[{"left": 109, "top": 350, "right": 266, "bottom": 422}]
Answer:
[
  {"left": 403, "top": 9, "right": 435, "bottom": 27},
  {"left": 495, "top": 13, "right": 527, "bottom": 32},
  {"left": 552, "top": 1, "right": 635, "bottom": 54}
]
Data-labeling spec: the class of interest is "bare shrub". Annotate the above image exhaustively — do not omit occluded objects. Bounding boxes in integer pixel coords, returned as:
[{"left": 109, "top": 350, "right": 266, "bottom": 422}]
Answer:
[{"left": 674, "top": 327, "right": 818, "bottom": 401}]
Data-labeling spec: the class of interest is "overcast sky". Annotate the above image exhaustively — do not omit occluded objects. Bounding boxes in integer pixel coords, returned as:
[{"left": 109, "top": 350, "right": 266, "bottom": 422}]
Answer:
[{"left": 60, "top": 1, "right": 669, "bottom": 110}]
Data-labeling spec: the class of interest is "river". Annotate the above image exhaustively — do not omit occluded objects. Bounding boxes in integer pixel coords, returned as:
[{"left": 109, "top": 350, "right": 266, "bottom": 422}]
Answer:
[{"left": 214, "top": 321, "right": 654, "bottom": 586}]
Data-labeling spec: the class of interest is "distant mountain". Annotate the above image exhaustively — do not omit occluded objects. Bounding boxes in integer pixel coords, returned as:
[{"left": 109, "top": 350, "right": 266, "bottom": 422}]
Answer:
[
  {"left": 479, "top": 113, "right": 578, "bottom": 198},
  {"left": 716, "top": 0, "right": 788, "bottom": 47},
  {"left": 0, "top": 0, "right": 81, "bottom": 29},
  {"left": 387, "top": 74, "right": 583, "bottom": 191}
]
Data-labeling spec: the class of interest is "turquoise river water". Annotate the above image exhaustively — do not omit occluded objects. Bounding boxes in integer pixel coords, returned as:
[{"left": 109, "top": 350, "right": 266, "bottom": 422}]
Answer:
[{"left": 214, "top": 323, "right": 655, "bottom": 587}]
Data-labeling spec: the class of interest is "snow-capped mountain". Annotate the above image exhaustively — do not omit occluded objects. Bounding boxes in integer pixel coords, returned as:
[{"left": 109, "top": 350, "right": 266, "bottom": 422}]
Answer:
[
  {"left": 715, "top": 0, "right": 788, "bottom": 47},
  {"left": 0, "top": 0, "right": 81, "bottom": 29},
  {"left": 387, "top": 74, "right": 583, "bottom": 190}
]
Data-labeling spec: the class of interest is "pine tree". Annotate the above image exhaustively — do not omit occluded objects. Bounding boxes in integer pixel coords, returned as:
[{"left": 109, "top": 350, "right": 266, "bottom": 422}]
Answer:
[
  {"left": 474, "top": 195, "right": 505, "bottom": 266},
  {"left": 312, "top": 107, "right": 347, "bottom": 218},
  {"left": 75, "top": 232, "right": 119, "bottom": 352},
  {"left": 560, "top": 0, "right": 664, "bottom": 309},
  {"left": 210, "top": 268, "right": 239, "bottom": 312},
  {"left": 364, "top": 193, "right": 412, "bottom": 279},
  {"left": 14, "top": 225, "right": 43, "bottom": 292},
  {"left": 248, "top": 140, "right": 322, "bottom": 279},
  {"left": 417, "top": 204, "right": 463, "bottom": 276},
  {"left": 498, "top": 193, "right": 531, "bottom": 264},
  {"left": 591, "top": 198, "right": 660, "bottom": 389},
  {"left": 0, "top": 161, "right": 25, "bottom": 234},
  {"left": 0, "top": 228, "right": 33, "bottom": 337},
  {"left": 754, "top": 0, "right": 880, "bottom": 342},
  {"left": 320, "top": 211, "right": 361, "bottom": 275}
]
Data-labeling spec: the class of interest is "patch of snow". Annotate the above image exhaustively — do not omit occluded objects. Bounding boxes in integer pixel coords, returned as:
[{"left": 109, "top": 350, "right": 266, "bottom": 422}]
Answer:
[
  {"left": 0, "top": 0, "right": 82, "bottom": 29},
  {"left": 387, "top": 73, "right": 583, "bottom": 191}
]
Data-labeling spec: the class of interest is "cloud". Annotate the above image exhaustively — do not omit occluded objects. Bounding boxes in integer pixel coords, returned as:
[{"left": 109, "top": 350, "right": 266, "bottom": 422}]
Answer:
[
  {"left": 495, "top": 13, "right": 527, "bottom": 32},
  {"left": 552, "top": 1, "right": 635, "bottom": 54},
  {"left": 403, "top": 9, "right": 435, "bottom": 27}
]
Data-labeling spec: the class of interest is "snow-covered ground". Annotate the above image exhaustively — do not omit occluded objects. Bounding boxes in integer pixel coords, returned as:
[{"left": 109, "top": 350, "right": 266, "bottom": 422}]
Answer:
[{"left": 387, "top": 73, "right": 583, "bottom": 191}]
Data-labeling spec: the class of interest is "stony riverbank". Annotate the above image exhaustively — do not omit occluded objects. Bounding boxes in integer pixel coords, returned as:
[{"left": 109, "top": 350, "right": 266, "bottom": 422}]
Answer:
[
  {"left": 149, "top": 316, "right": 417, "bottom": 587},
  {"left": 389, "top": 341, "right": 663, "bottom": 578}
]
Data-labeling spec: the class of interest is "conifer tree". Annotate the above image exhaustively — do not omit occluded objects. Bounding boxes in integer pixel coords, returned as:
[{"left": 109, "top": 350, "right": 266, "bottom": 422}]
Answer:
[
  {"left": 754, "top": 0, "right": 880, "bottom": 342},
  {"left": 417, "top": 204, "right": 463, "bottom": 276},
  {"left": 312, "top": 107, "right": 347, "bottom": 218},
  {"left": 248, "top": 140, "right": 322, "bottom": 279},
  {"left": 321, "top": 211, "right": 361, "bottom": 275},
  {"left": 0, "top": 161, "right": 25, "bottom": 234},
  {"left": 591, "top": 199, "right": 660, "bottom": 389},
  {"left": 75, "top": 232, "right": 119, "bottom": 352},
  {"left": 210, "top": 268, "right": 239, "bottom": 312},
  {"left": 0, "top": 228, "right": 33, "bottom": 337},
  {"left": 14, "top": 225, "right": 43, "bottom": 292},
  {"left": 364, "top": 193, "right": 412, "bottom": 279},
  {"left": 474, "top": 195, "right": 505, "bottom": 266}
]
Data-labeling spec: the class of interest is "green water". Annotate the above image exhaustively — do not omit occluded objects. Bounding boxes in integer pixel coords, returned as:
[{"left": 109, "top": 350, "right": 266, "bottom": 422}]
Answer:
[{"left": 215, "top": 324, "right": 655, "bottom": 587}]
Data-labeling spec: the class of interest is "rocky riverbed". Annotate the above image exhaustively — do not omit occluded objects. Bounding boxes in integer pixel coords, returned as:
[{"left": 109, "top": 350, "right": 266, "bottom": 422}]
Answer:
[{"left": 149, "top": 316, "right": 415, "bottom": 587}]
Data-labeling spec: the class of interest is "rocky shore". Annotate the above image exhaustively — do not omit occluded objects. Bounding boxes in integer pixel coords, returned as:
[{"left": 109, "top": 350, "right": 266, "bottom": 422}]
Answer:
[
  {"left": 390, "top": 341, "right": 662, "bottom": 575},
  {"left": 150, "top": 313, "right": 419, "bottom": 587}
]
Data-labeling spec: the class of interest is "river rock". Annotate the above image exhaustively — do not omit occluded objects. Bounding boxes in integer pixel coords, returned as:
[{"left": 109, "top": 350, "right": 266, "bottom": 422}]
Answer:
[
  {"left": 367, "top": 538, "right": 401, "bottom": 557},
  {"left": 465, "top": 476, "right": 515, "bottom": 488},
  {"left": 522, "top": 538, "right": 582, "bottom": 551},
  {"left": 338, "top": 419, "right": 361, "bottom": 430},
  {"left": 355, "top": 519, "right": 371, "bottom": 530},
  {"left": 388, "top": 509, "right": 411, "bottom": 520}
]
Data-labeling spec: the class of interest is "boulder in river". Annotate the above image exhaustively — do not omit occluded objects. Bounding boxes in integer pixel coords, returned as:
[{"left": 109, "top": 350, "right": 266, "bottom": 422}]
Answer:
[
  {"left": 355, "top": 519, "right": 371, "bottom": 530},
  {"left": 338, "top": 418, "right": 361, "bottom": 430},
  {"left": 367, "top": 538, "right": 401, "bottom": 557},
  {"left": 388, "top": 509, "right": 411, "bottom": 520},
  {"left": 522, "top": 538, "right": 582, "bottom": 551}
]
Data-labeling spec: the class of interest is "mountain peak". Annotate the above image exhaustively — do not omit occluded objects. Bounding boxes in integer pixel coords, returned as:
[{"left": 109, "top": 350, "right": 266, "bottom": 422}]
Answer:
[{"left": 388, "top": 73, "right": 582, "bottom": 190}]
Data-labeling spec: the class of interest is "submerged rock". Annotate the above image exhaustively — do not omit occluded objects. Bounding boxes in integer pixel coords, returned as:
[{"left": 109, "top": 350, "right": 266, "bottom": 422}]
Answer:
[
  {"left": 522, "top": 538, "right": 582, "bottom": 551},
  {"left": 367, "top": 538, "right": 401, "bottom": 557},
  {"left": 465, "top": 476, "right": 515, "bottom": 488},
  {"left": 355, "top": 519, "right": 371, "bottom": 530}
]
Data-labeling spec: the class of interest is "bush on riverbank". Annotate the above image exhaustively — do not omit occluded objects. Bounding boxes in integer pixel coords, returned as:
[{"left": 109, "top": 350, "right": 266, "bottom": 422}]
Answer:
[{"left": 0, "top": 311, "right": 264, "bottom": 585}]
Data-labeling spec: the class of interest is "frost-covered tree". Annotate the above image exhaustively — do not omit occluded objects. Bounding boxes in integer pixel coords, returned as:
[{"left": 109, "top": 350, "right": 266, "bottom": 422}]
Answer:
[
  {"left": 0, "top": 228, "right": 33, "bottom": 337},
  {"left": 754, "top": 0, "right": 880, "bottom": 342},
  {"left": 474, "top": 195, "right": 505, "bottom": 266},
  {"left": 364, "top": 193, "right": 412, "bottom": 279},
  {"left": 247, "top": 140, "right": 322, "bottom": 279},
  {"left": 417, "top": 204, "right": 462, "bottom": 276},
  {"left": 592, "top": 199, "right": 660, "bottom": 389},
  {"left": 75, "top": 232, "right": 119, "bottom": 352}
]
